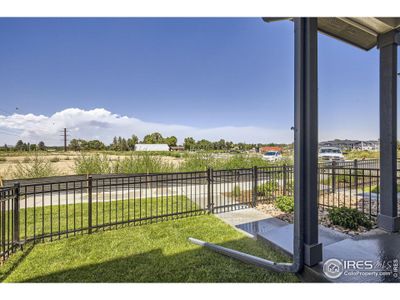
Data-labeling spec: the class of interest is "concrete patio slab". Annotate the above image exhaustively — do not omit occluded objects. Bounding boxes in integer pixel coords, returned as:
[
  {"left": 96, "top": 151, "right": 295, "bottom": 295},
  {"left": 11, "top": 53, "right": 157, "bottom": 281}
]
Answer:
[
  {"left": 256, "top": 223, "right": 349, "bottom": 257},
  {"left": 236, "top": 217, "right": 400, "bottom": 282},
  {"left": 216, "top": 208, "right": 271, "bottom": 237}
]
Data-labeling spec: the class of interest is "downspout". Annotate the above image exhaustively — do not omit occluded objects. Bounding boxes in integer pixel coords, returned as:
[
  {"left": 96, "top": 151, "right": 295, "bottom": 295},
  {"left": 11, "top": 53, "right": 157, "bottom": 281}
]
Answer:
[
  {"left": 188, "top": 17, "right": 317, "bottom": 274},
  {"left": 188, "top": 197, "right": 303, "bottom": 273}
]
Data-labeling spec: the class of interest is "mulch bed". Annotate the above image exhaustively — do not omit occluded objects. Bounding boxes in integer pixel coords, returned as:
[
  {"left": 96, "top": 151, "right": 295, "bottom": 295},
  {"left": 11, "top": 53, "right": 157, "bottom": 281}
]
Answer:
[{"left": 256, "top": 200, "right": 377, "bottom": 236}]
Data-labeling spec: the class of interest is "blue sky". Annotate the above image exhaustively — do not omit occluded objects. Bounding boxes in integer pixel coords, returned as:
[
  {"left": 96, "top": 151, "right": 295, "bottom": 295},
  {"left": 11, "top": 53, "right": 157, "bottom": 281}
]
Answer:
[{"left": 0, "top": 18, "right": 396, "bottom": 145}]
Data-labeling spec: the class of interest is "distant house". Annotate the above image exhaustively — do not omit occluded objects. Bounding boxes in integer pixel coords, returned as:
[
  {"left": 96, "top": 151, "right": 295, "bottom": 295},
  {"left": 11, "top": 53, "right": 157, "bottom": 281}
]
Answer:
[
  {"left": 134, "top": 144, "right": 170, "bottom": 151},
  {"left": 260, "top": 146, "right": 283, "bottom": 153},
  {"left": 319, "top": 139, "right": 379, "bottom": 151},
  {"left": 170, "top": 146, "right": 185, "bottom": 151}
]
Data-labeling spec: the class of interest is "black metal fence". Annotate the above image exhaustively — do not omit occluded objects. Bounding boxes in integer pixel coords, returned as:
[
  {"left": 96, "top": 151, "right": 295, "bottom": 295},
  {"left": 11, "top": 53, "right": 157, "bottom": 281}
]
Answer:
[
  {"left": 318, "top": 158, "right": 380, "bottom": 169},
  {"left": 0, "top": 166, "right": 293, "bottom": 262},
  {"left": 0, "top": 186, "right": 19, "bottom": 262},
  {"left": 318, "top": 166, "right": 382, "bottom": 218},
  {"left": 1, "top": 159, "right": 398, "bottom": 263}
]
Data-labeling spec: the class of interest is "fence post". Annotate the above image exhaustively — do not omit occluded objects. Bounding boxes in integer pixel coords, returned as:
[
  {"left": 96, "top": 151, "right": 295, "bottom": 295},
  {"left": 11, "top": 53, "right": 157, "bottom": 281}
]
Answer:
[
  {"left": 87, "top": 176, "right": 93, "bottom": 234},
  {"left": 207, "top": 168, "right": 213, "bottom": 213},
  {"left": 332, "top": 161, "right": 336, "bottom": 194},
  {"left": 282, "top": 164, "right": 287, "bottom": 196},
  {"left": 252, "top": 166, "right": 258, "bottom": 207},
  {"left": 354, "top": 159, "right": 358, "bottom": 191},
  {"left": 13, "top": 183, "right": 20, "bottom": 248}
]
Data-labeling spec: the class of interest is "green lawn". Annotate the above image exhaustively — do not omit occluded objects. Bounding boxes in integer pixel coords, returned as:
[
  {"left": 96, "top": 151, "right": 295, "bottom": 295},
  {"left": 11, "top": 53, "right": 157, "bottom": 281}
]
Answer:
[
  {"left": 1, "top": 214, "right": 298, "bottom": 283},
  {"left": 16, "top": 196, "right": 200, "bottom": 240}
]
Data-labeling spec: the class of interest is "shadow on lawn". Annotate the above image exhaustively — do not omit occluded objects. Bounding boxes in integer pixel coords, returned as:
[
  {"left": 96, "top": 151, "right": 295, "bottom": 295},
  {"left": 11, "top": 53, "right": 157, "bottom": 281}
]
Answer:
[
  {"left": 0, "top": 243, "right": 35, "bottom": 282},
  {"left": 13, "top": 239, "right": 296, "bottom": 283}
]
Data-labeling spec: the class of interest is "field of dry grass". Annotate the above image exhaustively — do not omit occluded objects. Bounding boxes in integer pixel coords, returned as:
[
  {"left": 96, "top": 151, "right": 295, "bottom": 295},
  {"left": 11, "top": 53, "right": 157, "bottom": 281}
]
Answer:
[{"left": 0, "top": 151, "right": 184, "bottom": 180}]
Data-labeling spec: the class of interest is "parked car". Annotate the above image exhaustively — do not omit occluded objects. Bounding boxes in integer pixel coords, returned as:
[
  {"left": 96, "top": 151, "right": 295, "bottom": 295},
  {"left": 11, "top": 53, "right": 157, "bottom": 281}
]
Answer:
[
  {"left": 318, "top": 147, "right": 345, "bottom": 161},
  {"left": 262, "top": 151, "right": 283, "bottom": 162}
]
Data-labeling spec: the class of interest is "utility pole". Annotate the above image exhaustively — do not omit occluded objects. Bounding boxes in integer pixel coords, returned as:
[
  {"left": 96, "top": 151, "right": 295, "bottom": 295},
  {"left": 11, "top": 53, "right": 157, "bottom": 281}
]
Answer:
[{"left": 63, "top": 128, "right": 67, "bottom": 152}]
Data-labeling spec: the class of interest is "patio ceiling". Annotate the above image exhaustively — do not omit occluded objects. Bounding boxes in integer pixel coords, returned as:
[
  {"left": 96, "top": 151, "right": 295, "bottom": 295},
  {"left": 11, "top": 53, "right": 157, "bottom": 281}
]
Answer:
[{"left": 263, "top": 17, "right": 400, "bottom": 50}]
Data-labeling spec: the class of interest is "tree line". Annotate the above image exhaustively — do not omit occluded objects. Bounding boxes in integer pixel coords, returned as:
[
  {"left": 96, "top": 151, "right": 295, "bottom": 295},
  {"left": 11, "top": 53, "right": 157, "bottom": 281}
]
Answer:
[
  {"left": 68, "top": 132, "right": 178, "bottom": 151},
  {"left": 2, "top": 140, "right": 47, "bottom": 152},
  {"left": 1, "top": 132, "right": 286, "bottom": 152}
]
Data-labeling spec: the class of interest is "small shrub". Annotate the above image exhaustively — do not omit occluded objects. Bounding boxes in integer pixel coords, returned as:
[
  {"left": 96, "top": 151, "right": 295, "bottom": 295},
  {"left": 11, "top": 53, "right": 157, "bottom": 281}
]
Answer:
[
  {"left": 257, "top": 181, "right": 278, "bottom": 196},
  {"left": 11, "top": 155, "right": 57, "bottom": 179},
  {"left": 0, "top": 157, "right": 6, "bottom": 162},
  {"left": 114, "top": 153, "right": 175, "bottom": 174},
  {"left": 274, "top": 196, "right": 294, "bottom": 213},
  {"left": 64, "top": 156, "right": 70, "bottom": 160},
  {"left": 328, "top": 207, "right": 372, "bottom": 230},
  {"left": 22, "top": 157, "right": 31, "bottom": 163},
  {"left": 179, "top": 153, "right": 215, "bottom": 172},
  {"left": 74, "top": 153, "right": 113, "bottom": 174},
  {"left": 232, "top": 185, "right": 241, "bottom": 197},
  {"left": 49, "top": 157, "right": 60, "bottom": 163}
]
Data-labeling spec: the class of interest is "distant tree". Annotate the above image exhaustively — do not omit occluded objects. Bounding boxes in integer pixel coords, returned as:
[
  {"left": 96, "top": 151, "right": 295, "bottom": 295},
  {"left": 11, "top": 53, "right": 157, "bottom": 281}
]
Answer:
[
  {"left": 164, "top": 136, "right": 177, "bottom": 147},
  {"left": 120, "top": 138, "right": 129, "bottom": 151},
  {"left": 183, "top": 137, "right": 196, "bottom": 150},
  {"left": 117, "top": 137, "right": 123, "bottom": 150},
  {"left": 86, "top": 140, "right": 106, "bottom": 150},
  {"left": 225, "top": 141, "right": 234, "bottom": 150},
  {"left": 215, "top": 139, "right": 226, "bottom": 150},
  {"left": 30, "top": 144, "right": 37, "bottom": 151},
  {"left": 69, "top": 139, "right": 81, "bottom": 151},
  {"left": 127, "top": 134, "right": 139, "bottom": 150},
  {"left": 15, "top": 140, "right": 24, "bottom": 151},
  {"left": 143, "top": 132, "right": 164, "bottom": 144},
  {"left": 38, "top": 141, "right": 46, "bottom": 151},
  {"left": 196, "top": 139, "right": 212, "bottom": 150},
  {"left": 110, "top": 137, "right": 119, "bottom": 151}
]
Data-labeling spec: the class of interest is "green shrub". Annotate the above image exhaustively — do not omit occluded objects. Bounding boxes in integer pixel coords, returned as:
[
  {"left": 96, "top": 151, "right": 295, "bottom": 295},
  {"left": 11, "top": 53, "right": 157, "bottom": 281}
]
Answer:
[
  {"left": 11, "top": 154, "right": 57, "bottom": 179},
  {"left": 49, "top": 157, "right": 60, "bottom": 163},
  {"left": 257, "top": 181, "right": 278, "bottom": 196},
  {"left": 345, "top": 150, "right": 379, "bottom": 160},
  {"left": 22, "top": 157, "right": 31, "bottom": 163},
  {"left": 0, "top": 157, "right": 6, "bottom": 162},
  {"left": 74, "top": 153, "right": 113, "bottom": 174},
  {"left": 274, "top": 196, "right": 294, "bottom": 213},
  {"left": 328, "top": 207, "right": 372, "bottom": 230},
  {"left": 215, "top": 155, "right": 266, "bottom": 169},
  {"left": 232, "top": 185, "right": 241, "bottom": 197},
  {"left": 115, "top": 154, "right": 175, "bottom": 174},
  {"left": 178, "top": 153, "right": 215, "bottom": 172}
]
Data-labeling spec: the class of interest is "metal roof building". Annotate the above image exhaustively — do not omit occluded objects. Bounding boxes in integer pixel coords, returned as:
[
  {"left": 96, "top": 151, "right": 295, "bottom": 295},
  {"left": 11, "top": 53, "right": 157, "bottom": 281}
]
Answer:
[{"left": 134, "top": 144, "right": 170, "bottom": 151}]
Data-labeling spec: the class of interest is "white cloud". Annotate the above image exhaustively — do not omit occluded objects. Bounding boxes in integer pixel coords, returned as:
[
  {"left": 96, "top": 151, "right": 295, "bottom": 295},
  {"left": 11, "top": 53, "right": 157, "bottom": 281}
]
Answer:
[{"left": 0, "top": 108, "right": 294, "bottom": 145}]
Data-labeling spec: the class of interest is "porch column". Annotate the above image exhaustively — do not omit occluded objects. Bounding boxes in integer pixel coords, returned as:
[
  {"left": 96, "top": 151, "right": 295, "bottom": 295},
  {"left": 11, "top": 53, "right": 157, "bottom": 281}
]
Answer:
[
  {"left": 378, "top": 30, "right": 400, "bottom": 232},
  {"left": 294, "top": 17, "right": 322, "bottom": 266}
]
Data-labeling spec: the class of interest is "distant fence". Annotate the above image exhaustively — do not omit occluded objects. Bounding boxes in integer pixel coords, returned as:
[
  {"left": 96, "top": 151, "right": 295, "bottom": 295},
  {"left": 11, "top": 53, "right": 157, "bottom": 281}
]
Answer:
[
  {"left": 318, "top": 159, "right": 380, "bottom": 169},
  {"left": 1, "top": 159, "right": 398, "bottom": 263}
]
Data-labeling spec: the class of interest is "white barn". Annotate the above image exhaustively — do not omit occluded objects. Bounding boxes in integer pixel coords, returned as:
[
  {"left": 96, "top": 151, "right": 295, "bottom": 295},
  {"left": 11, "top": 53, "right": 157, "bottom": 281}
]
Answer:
[{"left": 134, "top": 144, "right": 170, "bottom": 151}]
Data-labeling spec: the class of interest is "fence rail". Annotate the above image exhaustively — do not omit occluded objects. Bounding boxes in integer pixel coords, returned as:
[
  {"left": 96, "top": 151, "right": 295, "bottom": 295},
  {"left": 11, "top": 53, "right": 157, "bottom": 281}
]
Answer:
[{"left": 1, "top": 159, "right": 398, "bottom": 263}]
